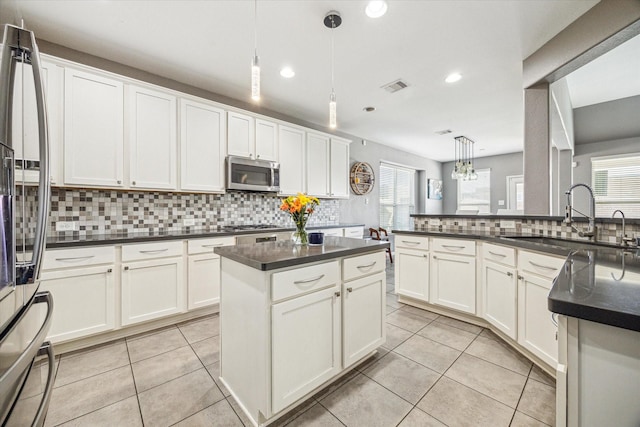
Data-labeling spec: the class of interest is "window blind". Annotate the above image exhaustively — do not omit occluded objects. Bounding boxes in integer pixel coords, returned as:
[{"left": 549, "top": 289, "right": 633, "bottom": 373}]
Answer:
[
  {"left": 591, "top": 154, "right": 640, "bottom": 218},
  {"left": 457, "top": 169, "right": 491, "bottom": 213},
  {"left": 379, "top": 163, "right": 415, "bottom": 230}
]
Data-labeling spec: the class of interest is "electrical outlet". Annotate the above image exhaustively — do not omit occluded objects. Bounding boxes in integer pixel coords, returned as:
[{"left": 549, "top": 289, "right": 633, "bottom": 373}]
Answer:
[
  {"left": 430, "top": 219, "right": 441, "bottom": 226},
  {"left": 501, "top": 220, "right": 516, "bottom": 228},
  {"left": 183, "top": 218, "right": 196, "bottom": 227},
  {"left": 55, "top": 221, "right": 78, "bottom": 232},
  {"left": 329, "top": 215, "right": 336, "bottom": 221},
  {"left": 498, "top": 200, "right": 505, "bottom": 206}
]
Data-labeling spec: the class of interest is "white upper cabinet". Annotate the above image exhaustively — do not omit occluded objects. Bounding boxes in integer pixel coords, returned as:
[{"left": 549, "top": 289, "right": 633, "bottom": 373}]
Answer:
[
  {"left": 330, "top": 137, "right": 350, "bottom": 198},
  {"left": 278, "top": 126, "right": 305, "bottom": 195},
  {"left": 179, "top": 99, "right": 226, "bottom": 192},
  {"left": 11, "top": 59, "right": 62, "bottom": 185},
  {"left": 128, "top": 85, "right": 177, "bottom": 190},
  {"left": 227, "top": 111, "right": 255, "bottom": 158},
  {"left": 255, "top": 118, "right": 278, "bottom": 161},
  {"left": 306, "top": 132, "right": 330, "bottom": 197},
  {"left": 64, "top": 68, "right": 124, "bottom": 187}
]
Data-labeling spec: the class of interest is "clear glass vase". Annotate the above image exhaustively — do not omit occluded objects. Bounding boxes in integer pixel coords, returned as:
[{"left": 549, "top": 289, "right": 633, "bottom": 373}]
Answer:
[{"left": 292, "top": 224, "right": 308, "bottom": 245}]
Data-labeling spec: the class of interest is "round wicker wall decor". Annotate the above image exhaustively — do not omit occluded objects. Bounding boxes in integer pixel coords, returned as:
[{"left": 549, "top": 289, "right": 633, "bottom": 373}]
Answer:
[{"left": 349, "top": 162, "right": 375, "bottom": 195}]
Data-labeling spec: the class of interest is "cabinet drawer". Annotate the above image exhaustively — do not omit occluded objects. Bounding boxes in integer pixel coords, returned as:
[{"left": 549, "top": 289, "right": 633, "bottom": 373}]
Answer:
[
  {"left": 432, "top": 238, "right": 475, "bottom": 256},
  {"left": 344, "top": 226, "right": 364, "bottom": 239},
  {"left": 43, "top": 246, "right": 116, "bottom": 270},
  {"left": 188, "top": 236, "right": 236, "bottom": 255},
  {"left": 122, "top": 240, "right": 183, "bottom": 261},
  {"left": 319, "top": 228, "right": 343, "bottom": 237},
  {"left": 271, "top": 261, "right": 339, "bottom": 303},
  {"left": 482, "top": 243, "right": 516, "bottom": 267},
  {"left": 395, "top": 235, "right": 429, "bottom": 250},
  {"left": 518, "top": 250, "right": 565, "bottom": 279},
  {"left": 343, "top": 251, "right": 386, "bottom": 282}
]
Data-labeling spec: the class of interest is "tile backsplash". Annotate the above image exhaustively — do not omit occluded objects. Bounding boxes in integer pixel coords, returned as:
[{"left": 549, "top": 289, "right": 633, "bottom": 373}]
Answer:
[
  {"left": 413, "top": 216, "right": 639, "bottom": 245},
  {"left": 16, "top": 187, "right": 340, "bottom": 239}
]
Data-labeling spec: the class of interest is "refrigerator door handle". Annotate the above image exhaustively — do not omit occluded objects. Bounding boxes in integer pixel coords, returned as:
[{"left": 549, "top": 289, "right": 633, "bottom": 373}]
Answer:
[
  {"left": 0, "top": 291, "right": 53, "bottom": 402},
  {"left": 32, "top": 341, "right": 54, "bottom": 427},
  {"left": 12, "top": 26, "right": 51, "bottom": 286}
]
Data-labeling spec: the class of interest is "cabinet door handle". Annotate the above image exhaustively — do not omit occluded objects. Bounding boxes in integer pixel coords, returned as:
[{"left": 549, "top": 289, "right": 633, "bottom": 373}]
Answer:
[
  {"left": 402, "top": 240, "right": 420, "bottom": 245},
  {"left": 488, "top": 251, "right": 507, "bottom": 257},
  {"left": 346, "top": 287, "right": 353, "bottom": 293},
  {"left": 139, "top": 249, "right": 169, "bottom": 254},
  {"left": 551, "top": 312, "right": 559, "bottom": 327},
  {"left": 55, "top": 255, "right": 95, "bottom": 262},
  {"left": 423, "top": 254, "right": 428, "bottom": 258},
  {"left": 433, "top": 255, "right": 437, "bottom": 259},
  {"left": 117, "top": 180, "right": 122, "bottom": 184},
  {"left": 356, "top": 261, "right": 376, "bottom": 270},
  {"left": 518, "top": 275, "right": 523, "bottom": 280},
  {"left": 442, "top": 244, "right": 465, "bottom": 250},
  {"left": 294, "top": 274, "right": 325, "bottom": 285},
  {"left": 124, "top": 266, "right": 129, "bottom": 271},
  {"left": 506, "top": 272, "right": 513, "bottom": 277},
  {"left": 335, "top": 291, "right": 341, "bottom": 298},
  {"left": 528, "top": 260, "right": 557, "bottom": 271},
  {"left": 202, "top": 243, "right": 223, "bottom": 248},
  {"left": 132, "top": 181, "right": 136, "bottom": 186}
]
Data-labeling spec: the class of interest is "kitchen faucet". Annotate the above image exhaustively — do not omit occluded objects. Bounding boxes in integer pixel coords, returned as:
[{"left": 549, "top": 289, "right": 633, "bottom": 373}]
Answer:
[
  {"left": 564, "top": 183, "right": 597, "bottom": 240},
  {"left": 611, "top": 210, "right": 635, "bottom": 247}
]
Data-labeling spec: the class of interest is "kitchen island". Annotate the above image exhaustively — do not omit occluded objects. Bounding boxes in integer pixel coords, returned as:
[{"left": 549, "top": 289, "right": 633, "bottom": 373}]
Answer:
[{"left": 214, "top": 237, "right": 390, "bottom": 427}]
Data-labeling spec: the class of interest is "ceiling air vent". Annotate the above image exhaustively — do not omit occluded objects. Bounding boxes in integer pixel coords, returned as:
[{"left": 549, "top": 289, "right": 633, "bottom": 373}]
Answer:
[
  {"left": 435, "top": 129, "right": 452, "bottom": 135},
  {"left": 381, "top": 79, "right": 409, "bottom": 93}
]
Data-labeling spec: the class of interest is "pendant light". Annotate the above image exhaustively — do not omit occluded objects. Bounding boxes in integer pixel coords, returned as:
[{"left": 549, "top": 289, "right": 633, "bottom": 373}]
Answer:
[
  {"left": 251, "top": 0, "right": 260, "bottom": 101},
  {"left": 451, "top": 136, "right": 478, "bottom": 180},
  {"left": 324, "top": 11, "right": 342, "bottom": 129}
]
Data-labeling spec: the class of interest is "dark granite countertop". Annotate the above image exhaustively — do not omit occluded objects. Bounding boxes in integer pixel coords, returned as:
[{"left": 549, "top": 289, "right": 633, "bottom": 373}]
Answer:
[
  {"left": 409, "top": 213, "right": 640, "bottom": 225},
  {"left": 214, "top": 236, "right": 390, "bottom": 271},
  {"left": 393, "top": 228, "right": 640, "bottom": 332},
  {"left": 19, "top": 223, "right": 364, "bottom": 249}
]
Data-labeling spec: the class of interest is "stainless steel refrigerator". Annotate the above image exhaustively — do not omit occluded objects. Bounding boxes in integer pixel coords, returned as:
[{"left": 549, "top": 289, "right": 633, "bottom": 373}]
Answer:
[{"left": 0, "top": 23, "right": 53, "bottom": 426}]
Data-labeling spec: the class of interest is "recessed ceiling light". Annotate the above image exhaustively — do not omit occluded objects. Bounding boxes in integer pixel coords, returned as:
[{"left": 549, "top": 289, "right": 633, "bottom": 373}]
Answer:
[
  {"left": 363, "top": 106, "right": 376, "bottom": 112},
  {"left": 445, "top": 73, "right": 462, "bottom": 83},
  {"left": 280, "top": 67, "right": 295, "bottom": 78},
  {"left": 365, "top": 1, "right": 388, "bottom": 18}
]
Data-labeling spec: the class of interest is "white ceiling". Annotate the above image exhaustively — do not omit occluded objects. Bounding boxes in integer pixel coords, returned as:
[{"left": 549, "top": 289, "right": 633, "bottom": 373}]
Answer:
[
  {"left": 0, "top": 0, "right": 599, "bottom": 162},
  {"left": 565, "top": 32, "right": 640, "bottom": 108}
]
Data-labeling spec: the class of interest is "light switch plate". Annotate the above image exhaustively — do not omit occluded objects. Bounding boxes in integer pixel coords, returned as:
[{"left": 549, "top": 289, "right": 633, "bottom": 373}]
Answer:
[
  {"left": 501, "top": 220, "right": 516, "bottom": 228},
  {"left": 55, "top": 221, "right": 78, "bottom": 231}
]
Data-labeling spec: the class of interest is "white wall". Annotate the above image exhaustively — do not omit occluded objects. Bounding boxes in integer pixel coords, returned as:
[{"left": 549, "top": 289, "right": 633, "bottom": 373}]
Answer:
[{"left": 338, "top": 140, "right": 442, "bottom": 231}]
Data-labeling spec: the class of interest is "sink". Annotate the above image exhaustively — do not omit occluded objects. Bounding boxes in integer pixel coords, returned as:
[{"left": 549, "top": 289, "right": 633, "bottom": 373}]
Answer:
[{"left": 506, "top": 236, "right": 633, "bottom": 251}]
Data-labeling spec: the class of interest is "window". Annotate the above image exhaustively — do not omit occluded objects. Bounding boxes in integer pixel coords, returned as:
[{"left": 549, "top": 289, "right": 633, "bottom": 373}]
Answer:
[
  {"left": 379, "top": 163, "right": 415, "bottom": 229},
  {"left": 457, "top": 168, "right": 491, "bottom": 213},
  {"left": 591, "top": 154, "right": 640, "bottom": 218}
]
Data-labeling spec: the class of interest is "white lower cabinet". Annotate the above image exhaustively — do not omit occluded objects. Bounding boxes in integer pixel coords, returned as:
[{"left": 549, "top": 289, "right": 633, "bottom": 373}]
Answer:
[
  {"left": 187, "top": 236, "right": 236, "bottom": 309},
  {"left": 121, "top": 257, "right": 185, "bottom": 326},
  {"left": 395, "top": 248, "right": 429, "bottom": 301},
  {"left": 482, "top": 260, "right": 517, "bottom": 339},
  {"left": 430, "top": 251, "right": 476, "bottom": 314},
  {"left": 517, "top": 271, "right": 558, "bottom": 366},
  {"left": 40, "top": 265, "right": 115, "bottom": 343},
  {"left": 343, "top": 226, "right": 364, "bottom": 239},
  {"left": 342, "top": 271, "right": 385, "bottom": 367},
  {"left": 272, "top": 286, "right": 341, "bottom": 413}
]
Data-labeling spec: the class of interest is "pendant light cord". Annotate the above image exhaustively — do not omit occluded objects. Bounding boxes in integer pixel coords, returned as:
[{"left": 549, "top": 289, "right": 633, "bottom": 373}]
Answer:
[
  {"left": 254, "top": 0, "right": 258, "bottom": 56},
  {"left": 331, "top": 16, "right": 335, "bottom": 92}
]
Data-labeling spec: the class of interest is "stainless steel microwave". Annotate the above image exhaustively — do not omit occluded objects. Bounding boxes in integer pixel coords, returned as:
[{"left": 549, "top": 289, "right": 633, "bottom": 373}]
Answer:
[{"left": 226, "top": 156, "right": 280, "bottom": 192}]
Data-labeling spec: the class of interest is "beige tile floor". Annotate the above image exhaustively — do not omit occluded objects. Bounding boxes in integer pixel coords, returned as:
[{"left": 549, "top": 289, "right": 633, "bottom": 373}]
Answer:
[{"left": 41, "top": 261, "right": 556, "bottom": 426}]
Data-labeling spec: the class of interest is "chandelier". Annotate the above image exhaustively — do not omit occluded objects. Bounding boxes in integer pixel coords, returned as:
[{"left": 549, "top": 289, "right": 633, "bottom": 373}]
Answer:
[{"left": 451, "top": 136, "right": 478, "bottom": 180}]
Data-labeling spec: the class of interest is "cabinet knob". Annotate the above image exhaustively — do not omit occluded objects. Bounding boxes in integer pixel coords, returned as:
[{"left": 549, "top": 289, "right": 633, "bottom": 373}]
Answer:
[
  {"left": 256, "top": 154, "right": 260, "bottom": 158},
  {"left": 132, "top": 181, "right": 136, "bottom": 186},
  {"left": 507, "top": 272, "right": 513, "bottom": 277},
  {"left": 117, "top": 180, "right": 122, "bottom": 184},
  {"left": 107, "top": 268, "right": 112, "bottom": 273},
  {"left": 433, "top": 255, "right": 437, "bottom": 260},
  {"left": 518, "top": 275, "right": 523, "bottom": 280},
  {"left": 335, "top": 291, "right": 341, "bottom": 298},
  {"left": 124, "top": 266, "right": 129, "bottom": 271},
  {"left": 347, "top": 287, "right": 353, "bottom": 293}
]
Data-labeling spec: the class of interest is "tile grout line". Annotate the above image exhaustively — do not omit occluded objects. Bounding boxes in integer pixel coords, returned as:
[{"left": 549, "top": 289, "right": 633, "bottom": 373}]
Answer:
[{"left": 125, "top": 335, "right": 146, "bottom": 427}]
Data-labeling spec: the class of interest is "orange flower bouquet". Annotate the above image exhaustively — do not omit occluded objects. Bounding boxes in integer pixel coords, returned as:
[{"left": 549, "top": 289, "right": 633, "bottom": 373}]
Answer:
[{"left": 280, "top": 193, "right": 320, "bottom": 245}]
